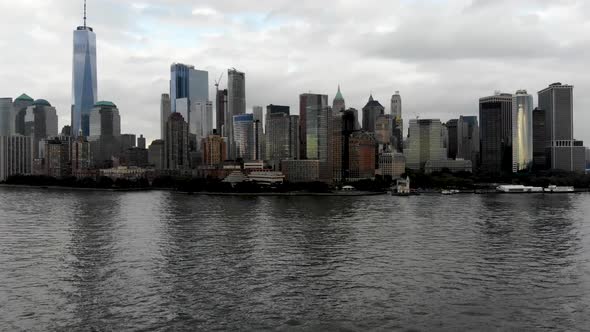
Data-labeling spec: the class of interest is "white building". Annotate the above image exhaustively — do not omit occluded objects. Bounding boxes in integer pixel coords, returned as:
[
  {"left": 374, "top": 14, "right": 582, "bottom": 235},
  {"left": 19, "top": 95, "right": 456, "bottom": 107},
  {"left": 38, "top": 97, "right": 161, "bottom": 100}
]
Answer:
[
  {"left": 0, "top": 136, "right": 33, "bottom": 181},
  {"left": 512, "top": 90, "right": 534, "bottom": 172}
]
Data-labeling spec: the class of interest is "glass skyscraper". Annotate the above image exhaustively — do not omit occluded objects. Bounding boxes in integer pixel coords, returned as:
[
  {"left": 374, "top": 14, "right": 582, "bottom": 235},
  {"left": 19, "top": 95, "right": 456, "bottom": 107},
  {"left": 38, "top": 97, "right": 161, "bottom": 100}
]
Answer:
[
  {"left": 71, "top": 14, "right": 97, "bottom": 137},
  {"left": 512, "top": 90, "right": 533, "bottom": 172}
]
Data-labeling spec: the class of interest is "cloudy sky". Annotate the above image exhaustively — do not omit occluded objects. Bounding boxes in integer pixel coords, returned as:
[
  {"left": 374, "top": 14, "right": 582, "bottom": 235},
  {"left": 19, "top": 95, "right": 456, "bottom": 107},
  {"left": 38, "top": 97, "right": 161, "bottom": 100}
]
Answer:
[{"left": 1, "top": 0, "right": 589, "bottom": 144}]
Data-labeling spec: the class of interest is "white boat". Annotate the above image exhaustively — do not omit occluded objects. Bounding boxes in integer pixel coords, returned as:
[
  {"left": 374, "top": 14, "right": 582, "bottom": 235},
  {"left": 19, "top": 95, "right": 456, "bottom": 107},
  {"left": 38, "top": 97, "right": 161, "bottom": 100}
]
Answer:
[
  {"left": 496, "top": 185, "right": 543, "bottom": 193},
  {"left": 441, "top": 189, "right": 460, "bottom": 195},
  {"left": 544, "top": 185, "right": 575, "bottom": 193}
]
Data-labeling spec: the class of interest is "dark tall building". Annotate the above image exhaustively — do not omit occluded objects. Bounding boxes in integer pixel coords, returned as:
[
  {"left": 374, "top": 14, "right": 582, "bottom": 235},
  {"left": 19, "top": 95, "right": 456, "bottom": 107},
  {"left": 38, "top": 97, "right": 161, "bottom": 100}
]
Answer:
[
  {"left": 479, "top": 93, "right": 512, "bottom": 174},
  {"left": 362, "top": 95, "right": 385, "bottom": 133},
  {"left": 457, "top": 116, "right": 479, "bottom": 171},
  {"left": 532, "top": 108, "right": 546, "bottom": 170},
  {"left": 216, "top": 89, "right": 227, "bottom": 136},
  {"left": 332, "top": 109, "right": 357, "bottom": 182},
  {"left": 538, "top": 83, "right": 585, "bottom": 172},
  {"left": 446, "top": 119, "right": 458, "bottom": 159},
  {"left": 165, "top": 112, "right": 190, "bottom": 170},
  {"left": 267, "top": 104, "right": 290, "bottom": 116},
  {"left": 137, "top": 134, "right": 146, "bottom": 149},
  {"left": 299, "top": 94, "right": 328, "bottom": 160},
  {"left": 120, "top": 134, "right": 136, "bottom": 151}
]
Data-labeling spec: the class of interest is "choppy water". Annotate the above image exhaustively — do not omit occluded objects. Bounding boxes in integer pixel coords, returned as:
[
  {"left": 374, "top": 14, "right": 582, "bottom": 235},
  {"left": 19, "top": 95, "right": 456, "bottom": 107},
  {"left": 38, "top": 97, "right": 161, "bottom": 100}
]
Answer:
[{"left": 1, "top": 187, "right": 589, "bottom": 331}]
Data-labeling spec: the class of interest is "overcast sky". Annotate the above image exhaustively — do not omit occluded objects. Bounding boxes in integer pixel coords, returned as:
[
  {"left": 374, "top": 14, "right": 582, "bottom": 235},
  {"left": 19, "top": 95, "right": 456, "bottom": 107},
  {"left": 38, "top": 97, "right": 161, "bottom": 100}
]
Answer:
[{"left": 1, "top": 0, "right": 589, "bottom": 144}]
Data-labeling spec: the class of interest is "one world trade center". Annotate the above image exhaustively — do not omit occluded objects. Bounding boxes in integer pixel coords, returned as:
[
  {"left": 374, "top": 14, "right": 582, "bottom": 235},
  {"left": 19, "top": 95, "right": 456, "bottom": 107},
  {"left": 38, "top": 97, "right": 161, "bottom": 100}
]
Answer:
[{"left": 71, "top": 0, "right": 97, "bottom": 137}]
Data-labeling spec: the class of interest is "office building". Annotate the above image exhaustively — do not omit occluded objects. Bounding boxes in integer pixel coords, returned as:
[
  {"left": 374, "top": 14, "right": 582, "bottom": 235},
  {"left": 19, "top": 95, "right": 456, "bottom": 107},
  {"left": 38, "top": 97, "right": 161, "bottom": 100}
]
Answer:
[
  {"left": 532, "top": 108, "right": 546, "bottom": 170},
  {"left": 446, "top": 119, "right": 458, "bottom": 159},
  {"left": 425, "top": 159, "right": 473, "bottom": 174},
  {"left": 512, "top": 90, "right": 534, "bottom": 172},
  {"left": 71, "top": 5, "right": 98, "bottom": 137},
  {"left": 160, "top": 93, "right": 171, "bottom": 140},
  {"left": 280, "top": 160, "right": 320, "bottom": 183},
  {"left": 89, "top": 101, "right": 121, "bottom": 167},
  {"left": 122, "top": 147, "right": 149, "bottom": 167},
  {"left": 378, "top": 152, "right": 406, "bottom": 179},
  {"left": 24, "top": 99, "right": 59, "bottom": 158},
  {"left": 391, "top": 91, "right": 403, "bottom": 150},
  {"left": 137, "top": 135, "right": 146, "bottom": 149},
  {"left": 0, "top": 98, "right": 13, "bottom": 136},
  {"left": 170, "top": 63, "right": 208, "bottom": 115},
  {"left": 44, "top": 137, "right": 71, "bottom": 178},
  {"left": 391, "top": 91, "right": 402, "bottom": 119},
  {"left": 13, "top": 94, "right": 35, "bottom": 136},
  {"left": 299, "top": 94, "right": 328, "bottom": 159},
  {"left": 216, "top": 89, "right": 227, "bottom": 136},
  {"left": 479, "top": 93, "right": 513, "bottom": 174},
  {"left": 148, "top": 139, "right": 165, "bottom": 169},
  {"left": 362, "top": 95, "right": 385, "bottom": 133},
  {"left": 226, "top": 69, "right": 246, "bottom": 158},
  {"left": 0, "top": 136, "right": 33, "bottom": 181},
  {"left": 333, "top": 85, "right": 346, "bottom": 112},
  {"left": 253, "top": 106, "right": 263, "bottom": 124},
  {"left": 332, "top": 109, "right": 356, "bottom": 182},
  {"left": 405, "top": 119, "right": 447, "bottom": 170},
  {"left": 348, "top": 131, "right": 377, "bottom": 180},
  {"left": 121, "top": 134, "right": 136, "bottom": 151},
  {"left": 306, "top": 102, "right": 333, "bottom": 182},
  {"left": 190, "top": 101, "right": 213, "bottom": 146},
  {"left": 457, "top": 116, "right": 479, "bottom": 172},
  {"left": 266, "top": 112, "right": 299, "bottom": 167},
  {"left": 233, "top": 114, "right": 262, "bottom": 161},
  {"left": 165, "top": 112, "right": 190, "bottom": 170},
  {"left": 375, "top": 114, "right": 393, "bottom": 146},
  {"left": 71, "top": 135, "right": 91, "bottom": 175},
  {"left": 202, "top": 133, "right": 227, "bottom": 166},
  {"left": 538, "top": 83, "right": 585, "bottom": 172}
]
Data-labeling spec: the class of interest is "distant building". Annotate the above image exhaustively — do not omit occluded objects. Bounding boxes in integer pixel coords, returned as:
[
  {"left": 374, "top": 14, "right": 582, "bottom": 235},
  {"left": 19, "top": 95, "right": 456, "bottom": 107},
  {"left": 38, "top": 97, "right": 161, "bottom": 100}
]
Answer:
[
  {"left": 165, "top": 112, "right": 190, "bottom": 170},
  {"left": 233, "top": 114, "right": 263, "bottom": 161},
  {"left": 538, "top": 83, "right": 586, "bottom": 172},
  {"left": 100, "top": 166, "right": 151, "bottom": 181},
  {"left": 0, "top": 136, "right": 33, "bottom": 181},
  {"left": 446, "top": 119, "right": 458, "bottom": 159},
  {"left": 306, "top": 102, "right": 333, "bottom": 182},
  {"left": 89, "top": 101, "right": 121, "bottom": 167},
  {"left": 332, "top": 109, "right": 356, "bottom": 182},
  {"left": 0, "top": 98, "right": 13, "bottom": 136},
  {"left": 348, "top": 131, "right": 377, "bottom": 180},
  {"left": 479, "top": 93, "right": 513, "bottom": 174},
  {"left": 391, "top": 91, "right": 403, "bottom": 151},
  {"left": 148, "top": 139, "right": 165, "bottom": 170},
  {"left": 265, "top": 112, "right": 299, "bottom": 168},
  {"left": 71, "top": 135, "right": 91, "bottom": 176},
  {"left": 13, "top": 94, "right": 35, "bottom": 136},
  {"left": 375, "top": 115, "right": 393, "bottom": 146},
  {"left": 457, "top": 116, "right": 479, "bottom": 172},
  {"left": 299, "top": 94, "right": 328, "bottom": 159},
  {"left": 512, "top": 90, "right": 534, "bottom": 172},
  {"left": 333, "top": 85, "right": 346, "bottom": 113},
  {"left": 61, "top": 125, "right": 72, "bottom": 137},
  {"left": 362, "top": 94, "right": 385, "bottom": 133},
  {"left": 190, "top": 101, "right": 213, "bottom": 147},
  {"left": 378, "top": 152, "right": 406, "bottom": 179},
  {"left": 202, "top": 133, "right": 227, "bottom": 166},
  {"left": 281, "top": 160, "right": 320, "bottom": 183},
  {"left": 44, "top": 137, "right": 71, "bottom": 178},
  {"left": 532, "top": 108, "right": 546, "bottom": 170},
  {"left": 24, "top": 99, "right": 59, "bottom": 158},
  {"left": 72, "top": 18, "right": 97, "bottom": 137},
  {"left": 227, "top": 69, "right": 246, "bottom": 158},
  {"left": 216, "top": 89, "right": 227, "bottom": 136},
  {"left": 405, "top": 119, "right": 447, "bottom": 170},
  {"left": 170, "top": 64, "right": 208, "bottom": 115},
  {"left": 160, "top": 93, "right": 171, "bottom": 140},
  {"left": 253, "top": 106, "right": 264, "bottom": 124},
  {"left": 425, "top": 159, "right": 473, "bottom": 174},
  {"left": 120, "top": 134, "right": 136, "bottom": 151},
  {"left": 586, "top": 148, "right": 590, "bottom": 170},
  {"left": 137, "top": 135, "right": 146, "bottom": 149},
  {"left": 249, "top": 171, "right": 285, "bottom": 185},
  {"left": 122, "top": 148, "right": 149, "bottom": 167}
]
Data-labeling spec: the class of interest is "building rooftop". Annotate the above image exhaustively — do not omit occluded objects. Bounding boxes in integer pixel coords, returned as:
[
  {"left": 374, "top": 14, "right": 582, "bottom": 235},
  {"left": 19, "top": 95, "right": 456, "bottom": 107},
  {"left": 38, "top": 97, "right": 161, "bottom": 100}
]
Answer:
[
  {"left": 33, "top": 99, "right": 51, "bottom": 107},
  {"left": 334, "top": 85, "right": 344, "bottom": 101},
  {"left": 94, "top": 101, "right": 117, "bottom": 108},
  {"left": 15, "top": 93, "right": 34, "bottom": 102}
]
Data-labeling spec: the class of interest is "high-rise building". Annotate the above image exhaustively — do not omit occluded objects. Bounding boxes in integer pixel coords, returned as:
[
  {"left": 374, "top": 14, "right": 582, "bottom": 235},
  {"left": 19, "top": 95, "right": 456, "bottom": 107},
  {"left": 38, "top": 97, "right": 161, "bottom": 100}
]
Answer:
[
  {"left": 532, "top": 108, "right": 546, "bottom": 170},
  {"left": 333, "top": 85, "right": 346, "bottom": 113},
  {"left": 170, "top": 64, "right": 208, "bottom": 114},
  {"left": 137, "top": 135, "right": 146, "bottom": 149},
  {"left": 378, "top": 152, "right": 406, "bottom": 179},
  {"left": 160, "top": 93, "right": 171, "bottom": 140},
  {"left": 13, "top": 94, "right": 34, "bottom": 136},
  {"left": 332, "top": 109, "right": 356, "bottom": 182},
  {"left": 404, "top": 119, "right": 447, "bottom": 170},
  {"left": 362, "top": 95, "right": 385, "bottom": 133},
  {"left": 299, "top": 94, "right": 328, "bottom": 160},
  {"left": 165, "top": 112, "right": 190, "bottom": 170},
  {"left": 202, "top": 133, "right": 227, "bottom": 166},
  {"left": 512, "top": 90, "right": 534, "bottom": 172},
  {"left": 120, "top": 134, "right": 136, "bottom": 151},
  {"left": 71, "top": 135, "right": 91, "bottom": 175},
  {"left": 479, "top": 93, "right": 513, "bottom": 174},
  {"left": 216, "top": 89, "right": 227, "bottom": 136},
  {"left": 44, "top": 138, "right": 71, "bottom": 178},
  {"left": 375, "top": 114, "right": 393, "bottom": 146},
  {"left": 457, "top": 116, "right": 479, "bottom": 172},
  {"left": 190, "top": 101, "right": 213, "bottom": 146},
  {"left": 446, "top": 119, "right": 458, "bottom": 159},
  {"left": 0, "top": 136, "right": 33, "bottom": 181},
  {"left": 306, "top": 103, "right": 333, "bottom": 182},
  {"left": 348, "top": 131, "right": 377, "bottom": 180},
  {"left": 0, "top": 98, "right": 14, "bottom": 137},
  {"left": 233, "top": 114, "right": 262, "bottom": 161},
  {"left": 266, "top": 112, "right": 299, "bottom": 168},
  {"left": 253, "top": 106, "right": 263, "bottom": 123},
  {"left": 538, "top": 83, "right": 585, "bottom": 172},
  {"left": 391, "top": 91, "right": 402, "bottom": 118},
  {"left": 226, "top": 69, "right": 246, "bottom": 159},
  {"left": 390, "top": 91, "right": 403, "bottom": 150},
  {"left": 89, "top": 101, "right": 121, "bottom": 167},
  {"left": 24, "top": 99, "right": 59, "bottom": 158},
  {"left": 148, "top": 139, "right": 165, "bottom": 169},
  {"left": 72, "top": 2, "right": 98, "bottom": 137}
]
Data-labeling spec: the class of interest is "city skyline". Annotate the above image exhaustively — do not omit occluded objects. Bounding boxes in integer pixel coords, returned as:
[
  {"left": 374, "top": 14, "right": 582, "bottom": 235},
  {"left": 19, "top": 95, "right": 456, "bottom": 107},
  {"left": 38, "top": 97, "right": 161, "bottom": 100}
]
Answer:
[{"left": 1, "top": 1, "right": 589, "bottom": 145}]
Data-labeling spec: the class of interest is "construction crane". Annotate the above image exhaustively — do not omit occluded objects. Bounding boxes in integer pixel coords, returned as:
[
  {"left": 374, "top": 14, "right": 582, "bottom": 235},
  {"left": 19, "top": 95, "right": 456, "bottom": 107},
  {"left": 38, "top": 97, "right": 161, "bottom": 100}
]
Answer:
[{"left": 214, "top": 72, "right": 223, "bottom": 91}]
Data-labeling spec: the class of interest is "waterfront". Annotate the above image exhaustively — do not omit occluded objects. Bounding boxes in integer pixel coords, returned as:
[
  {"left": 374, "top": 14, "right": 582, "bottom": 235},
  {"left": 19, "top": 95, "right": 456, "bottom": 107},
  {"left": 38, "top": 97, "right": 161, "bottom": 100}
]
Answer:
[{"left": 1, "top": 187, "right": 589, "bottom": 330}]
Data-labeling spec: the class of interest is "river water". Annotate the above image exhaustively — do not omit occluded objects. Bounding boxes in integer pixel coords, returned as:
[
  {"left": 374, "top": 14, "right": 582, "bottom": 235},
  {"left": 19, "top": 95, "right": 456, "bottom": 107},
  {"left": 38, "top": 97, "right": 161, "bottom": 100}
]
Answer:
[{"left": 1, "top": 187, "right": 589, "bottom": 331}]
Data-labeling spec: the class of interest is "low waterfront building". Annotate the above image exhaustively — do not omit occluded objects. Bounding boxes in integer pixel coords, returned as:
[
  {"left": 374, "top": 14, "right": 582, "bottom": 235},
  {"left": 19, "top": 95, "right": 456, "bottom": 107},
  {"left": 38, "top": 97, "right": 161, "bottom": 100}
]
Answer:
[
  {"left": 280, "top": 160, "right": 320, "bottom": 183},
  {"left": 248, "top": 171, "right": 285, "bottom": 185},
  {"left": 100, "top": 166, "right": 152, "bottom": 181},
  {"left": 424, "top": 159, "right": 473, "bottom": 174}
]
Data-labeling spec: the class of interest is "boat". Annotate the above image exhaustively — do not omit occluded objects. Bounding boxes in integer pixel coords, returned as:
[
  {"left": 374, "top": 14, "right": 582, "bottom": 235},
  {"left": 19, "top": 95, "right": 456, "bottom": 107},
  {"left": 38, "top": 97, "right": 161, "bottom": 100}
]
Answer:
[
  {"left": 543, "top": 185, "right": 575, "bottom": 193},
  {"left": 441, "top": 189, "right": 460, "bottom": 195},
  {"left": 392, "top": 177, "right": 411, "bottom": 196},
  {"left": 496, "top": 185, "right": 543, "bottom": 193}
]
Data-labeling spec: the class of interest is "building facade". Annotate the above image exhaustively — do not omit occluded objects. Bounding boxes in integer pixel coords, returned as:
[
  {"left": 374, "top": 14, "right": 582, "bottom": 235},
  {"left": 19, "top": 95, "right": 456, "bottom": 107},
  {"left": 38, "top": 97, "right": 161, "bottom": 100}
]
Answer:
[
  {"left": 24, "top": 99, "right": 59, "bottom": 159},
  {"left": 0, "top": 136, "right": 33, "bottom": 181},
  {"left": 405, "top": 119, "right": 447, "bottom": 170},
  {"left": 446, "top": 119, "right": 458, "bottom": 159},
  {"left": 348, "top": 131, "right": 377, "bottom": 180},
  {"left": 165, "top": 112, "right": 190, "bottom": 170},
  {"left": 532, "top": 107, "right": 546, "bottom": 170},
  {"left": 88, "top": 101, "right": 121, "bottom": 167},
  {"left": 72, "top": 17, "right": 98, "bottom": 137},
  {"left": 299, "top": 94, "right": 328, "bottom": 160},
  {"left": 0, "top": 98, "right": 13, "bottom": 136},
  {"left": 306, "top": 103, "right": 333, "bottom": 182},
  {"left": 202, "top": 133, "right": 227, "bottom": 166},
  {"left": 280, "top": 160, "right": 320, "bottom": 183},
  {"left": 457, "top": 116, "right": 479, "bottom": 172},
  {"left": 148, "top": 139, "right": 165, "bottom": 169},
  {"left": 160, "top": 93, "right": 171, "bottom": 140},
  {"left": 266, "top": 112, "right": 299, "bottom": 167},
  {"left": 44, "top": 138, "right": 71, "bottom": 178},
  {"left": 333, "top": 86, "right": 346, "bottom": 112},
  {"left": 512, "top": 90, "right": 534, "bottom": 172},
  {"left": 479, "top": 93, "right": 513, "bottom": 174},
  {"left": 378, "top": 152, "right": 406, "bottom": 179},
  {"left": 362, "top": 95, "right": 385, "bottom": 133},
  {"left": 233, "top": 114, "right": 262, "bottom": 161}
]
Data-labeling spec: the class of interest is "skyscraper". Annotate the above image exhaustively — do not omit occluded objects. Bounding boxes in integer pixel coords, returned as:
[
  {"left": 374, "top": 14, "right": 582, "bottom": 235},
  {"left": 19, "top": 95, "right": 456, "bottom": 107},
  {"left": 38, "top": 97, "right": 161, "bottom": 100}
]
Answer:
[
  {"left": 170, "top": 63, "right": 208, "bottom": 115},
  {"left": 202, "top": 133, "right": 227, "bottom": 166},
  {"left": 404, "top": 119, "right": 447, "bottom": 170},
  {"left": 137, "top": 135, "right": 146, "bottom": 149},
  {"left": 362, "top": 95, "right": 385, "bottom": 133},
  {"left": 165, "top": 112, "right": 190, "bottom": 170},
  {"left": 226, "top": 69, "right": 246, "bottom": 158},
  {"left": 190, "top": 101, "right": 213, "bottom": 146},
  {"left": 299, "top": 94, "right": 328, "bottom": 160},
  {"left": 457, "top": 116, "right": 479, "bottom": 171},
  {"left": 253, "top": 106, "right": 263, "bottom": 124},
  {"left": 13, "top": 94, "right": 34, "bottom": 136},
  {"left": 0, "top": 98, "right": 13, "bottom": 136},
  {"left": 72, "top": 0, "right": 98, "bottom": 137},
  {"left": 538, "top": 83, "right": 585, "bottom": 172},
  {"left": 391, "top": 91, "right": 402, "bottom": 118},
  {"left": 306, "top": 103, "right": 333, "bottom": 182},
  {"left": 25, "top": 99, "right": 59, "bottom": 158},
  {"left": 446, "top": 119, "right": 458, "bottom": 159},
  {"left": 160, "top": 93, "right": 171, "bottom": 140},
  {"left": 479, "top": 93, "right": 513, "bottom": 174},
  {"left": 375, "top": 114, "right": 393, "bottom": 146},
  {"left": 532, "top": 108, "right": 546, "bottom": 169},
  {"left": 233, "top": 114, "right": 262, "bottom": 161},
  {"left": 266, "top": 112, "right": 299, "bottom": 167},
  {"left": 333, "top": 85, "right": 346, "bottom": 113},
  {"left": 332, "top": 109, "right": 356, "bottom": 182},
  {"left": 148, "top": 139, "right": 165, "bottom": 170},
  {"left": 88, "top": 101, "right": 121, "bottom": 167},
  {"left": 512, "top": 90, "right": 533, "bottom": 172},
  {"left": 216, "top": 89, "right": 227, "bottom": 135},
  {"left": 348, "top": 131, "right": 377, "bottom": 180}
]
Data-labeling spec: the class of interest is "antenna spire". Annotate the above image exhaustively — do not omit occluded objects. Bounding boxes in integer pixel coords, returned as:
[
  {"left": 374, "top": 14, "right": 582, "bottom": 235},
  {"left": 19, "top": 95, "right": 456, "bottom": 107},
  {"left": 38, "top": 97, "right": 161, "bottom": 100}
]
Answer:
[{"left": 83, "top": 0, "right": 87, "bottom": 27}]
